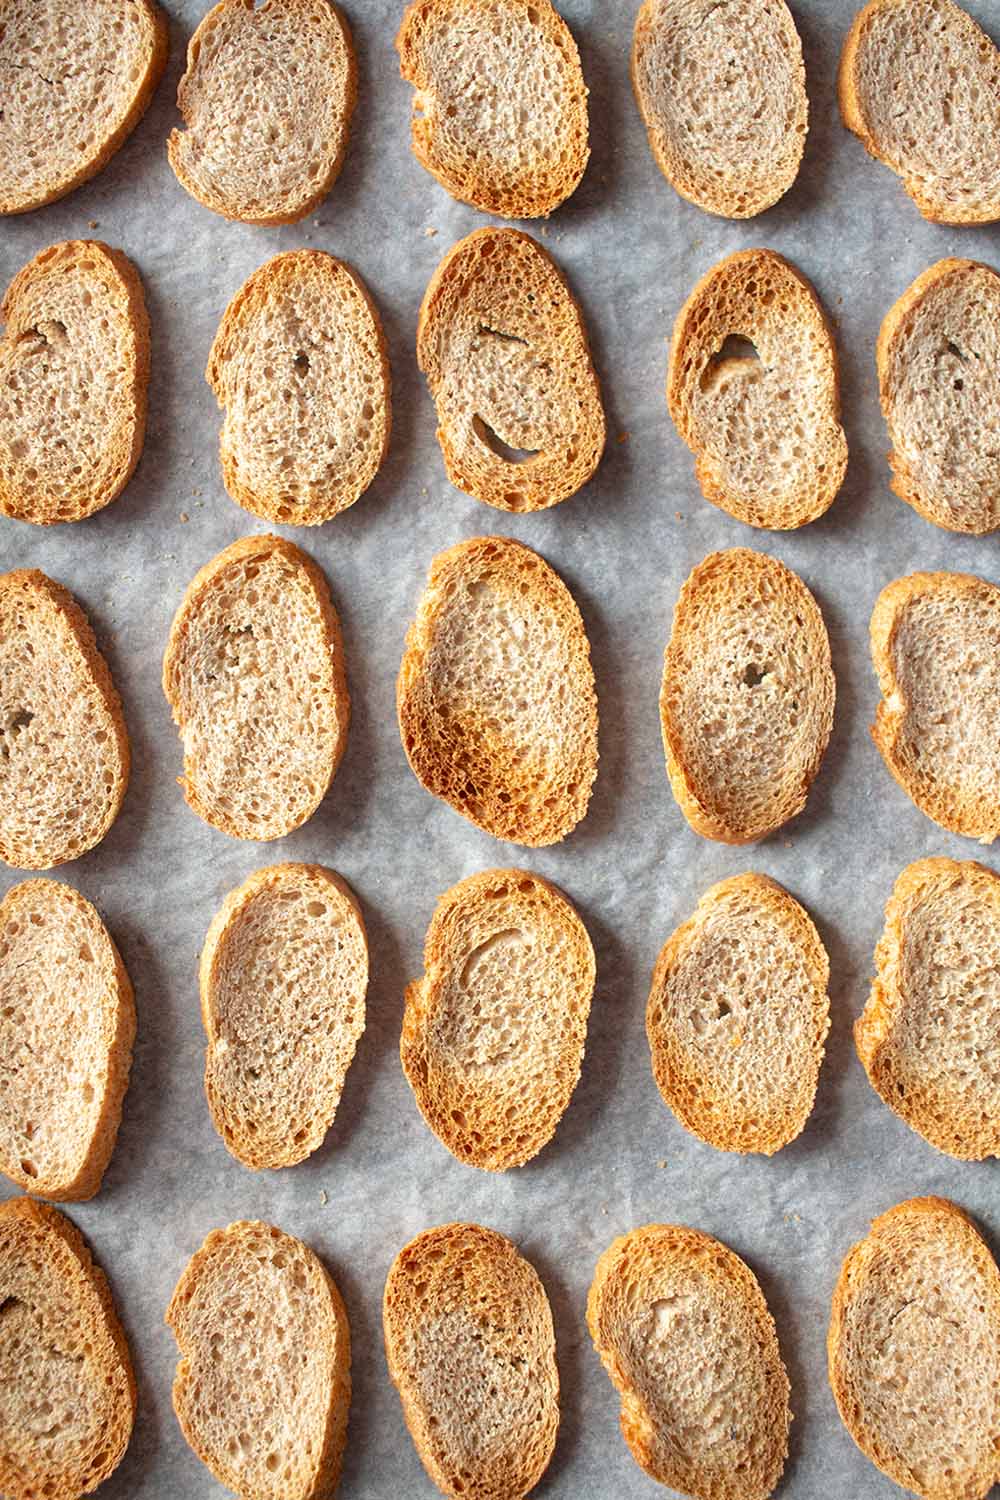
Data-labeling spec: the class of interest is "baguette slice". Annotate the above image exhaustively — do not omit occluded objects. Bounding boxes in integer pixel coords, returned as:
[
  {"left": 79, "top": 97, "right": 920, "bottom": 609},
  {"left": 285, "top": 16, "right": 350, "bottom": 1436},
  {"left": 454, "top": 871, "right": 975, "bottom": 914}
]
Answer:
[
  {"left": 201, "top": 863, "right": 368, "bottom": 1170},
  {"left": 162, "top": 535, "right": 349, "bottom": 841},
  {"left": 828, "top": 1197, "right": 1000, "bottom": 1500},
  {"left": 167, "top": 1220, "right": 351, "bottom": 1500},
  {"left": 396, "top": 0, "right": 589, "bottom": 218},
  {"left": 0, "top": 241, "right": 150, "bottom": 525},
  {"left": 398, "top": 536, "right": 599, "bottom": 846},
  {"left": 588, "top": 1224, "right": 790, "bottom": 1500},
  {"left": 416, "top": 228, "right": 605, "bottom": 512},
  {"left": 0, "top": 0, "right": 167, "bottom": 216},
  {"left": 870, "top": 571, "right": 1000, "bottom": 843},
  {"left": 0, "top": 1197, "right": 136, "bottom": 1500},
  {"left": 383, "top": 1222, "right": 558, "bottom": 1499},
  {"left": 631, "top": 0, "right": 808, "bottom": 218},
  {"left": 206, "top": 250, "right": 391, "bottom": 526},
  {"left": 168, "top": 0, "right": 357, "bottom": 225},
  {"left": 667, "top": 250, "right": 847, "bottom": 529},
  {"left": 0, "top": 569, "right": 130, "bottom": 870},
  {"left": 647, "top": 874, "right": 829, "bottom": 1155},
  {"left": 877, "top": 258, "right": 1000, "bottom": 535},
  {"left": 661, "top": 548, "right": 835, "bottom": 844},
  {"left": 839, "top": 0, "right": 1000, "bottom": 225},
  {"left": 402, "top": 868, "right": 595, "bottom": 1170}
]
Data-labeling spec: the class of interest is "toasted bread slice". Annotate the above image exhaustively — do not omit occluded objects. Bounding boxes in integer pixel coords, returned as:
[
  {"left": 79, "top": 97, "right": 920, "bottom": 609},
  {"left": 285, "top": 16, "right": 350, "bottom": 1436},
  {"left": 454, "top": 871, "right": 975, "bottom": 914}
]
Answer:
[
  {"left": 206, "top": 250, "right": 391, "bottom": 526},
  {"left": 631, "top": 0, "right": 807, "bottom": 218},
  {"left": 646, "top": 874, "right": 829, "bottom": 1155},
  {"left": 201, "top": 863, "right": 368, "bottom": 1170},
  {"left": 0, "top": 0, "right": 167, "bottom": 216},
  {"left": 667, "top": 250, "right": 847, "bottom": 529},
  {"left": 398, "top": 536, "right": 599, "bottom": 846},
  {"left": 871, "top": 571, "right": 1000, "bottom": 842},
  {"left": 840, "top": 0, "right": 1000, "bottom": 224},
  {"left": 416, "top": 228, "right": 604, "bottom": 513},
  {"left": 828, "top": 1196, "right": 1000, "bottom": 1499},
  {"left": 0, "top": 1197, "right": 136, "bottom": 1500},
  {"left": 167, "top": 1220, "right": 351, "bottom": 1500},
  {"left": 383, "top": 1222, "right": 558, "bottom": 1499},
  {"left": 0, "top": 241, "right": 150, "bottom": 526},
  {"left": 0, "top": 570, "right": 129, "bottom": 870},
  {"left": 588, "top": 1224, "right": 790, "bottom": 1500},
  {"left": 396, "top": 0, "right": 589, "bottom": 218},
  {"left": 661, "top": 548, "right": 835, "bottom": 844},
  {"left": 168, "top": 0, "right": 356, "bottom": 226},
  {"left": 402, "top": 868, "right": 595, "bottom": 1171},
  {"left": 877, "top": 258, "right": 1000, "bottom": 535},
  {"left": 162, "top": 535, "right": 349, "bottom": 841}
]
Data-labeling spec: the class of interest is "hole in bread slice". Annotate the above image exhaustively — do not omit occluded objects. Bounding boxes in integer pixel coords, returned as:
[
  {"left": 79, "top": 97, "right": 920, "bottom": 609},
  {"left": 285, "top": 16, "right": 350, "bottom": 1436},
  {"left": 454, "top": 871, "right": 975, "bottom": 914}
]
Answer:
[
  {"left": 699, "top": 333, "right": 762, "bottom": 394},
  {"left": 473, "top": 415, "right": 541, "bottom": 465}
]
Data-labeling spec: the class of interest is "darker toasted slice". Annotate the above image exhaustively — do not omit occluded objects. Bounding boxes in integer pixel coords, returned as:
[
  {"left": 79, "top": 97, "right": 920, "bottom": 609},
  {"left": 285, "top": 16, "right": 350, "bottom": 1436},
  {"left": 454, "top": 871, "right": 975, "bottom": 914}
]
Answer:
[
  {"left": 383, "top": 1222, "right": 559, "bottom": 1499},
  {"left": 588, "top": 1224, "right": 790, "bottom": 1500},
  {"left": 660, "top": 548, "right": 835, "bottom": 844},
  {"left": 829, "top": 1196, "right": 1000, "bottom": 1499},
  {"left": 667, "top": 250, "right": 847, "bottom": 529}
]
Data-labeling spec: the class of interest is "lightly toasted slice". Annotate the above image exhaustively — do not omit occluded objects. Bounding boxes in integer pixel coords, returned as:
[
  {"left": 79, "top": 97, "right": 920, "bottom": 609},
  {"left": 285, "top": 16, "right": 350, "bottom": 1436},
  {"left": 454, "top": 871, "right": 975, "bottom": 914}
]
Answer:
[
  {"left": 207, "top": 251, "right": 391, "bottom": 526},
  {"left": 828, "top": 1196, "right": 1000, "bottom": 1500},
  {"left": 167, "top": 1220, "right": 351, "bottom": 1500},
  {"left": 201, "top": 863, "right": 368, "bottom": 1170},
  {"left": 0, "top": 240, "right": 150, "bottom": 525},
  {"left": 396, "top": 0, "right": 589, "bottom": 218},
  {"left": 647, "top": 873, "right": 829, "bottom": 1155},
  {"left": 397, "top": 535, "right": 598, "bottom": 846},
  {"left": 402, "top": 868, "right": 595, "bottom": 1170},
  {"left": 871, "top": 571, "right": 1000, "bottom": 843},
  {"left": 631, "top": 0, "right": 808, "bottom": 218},
  {"left": 0, "top": 0, "right": 167, "bottom": 216},
  {"left": 0, "top": 1197, "right": 136, "bottom": 1500},
  {"left": 667, "top": 250, "right": 847, "bottom": 529},
  {"left": 0, "top": 569, "right": 130, "bottom": 870},
  {"left": 877, "top": 258, "right": 1000, "bottom": 535},
  {"left": 417, "top": 228, "right": 604, "bottom": 512},
  {"left": 661, "top": 548, "right": 835, "bottom": 844},
  {"left": 163, "top": 535, "right": 349, "bottom": 841},
  {"left": 839, "top": 0, "right": 1000, "bottom": 225},
  {"left": 588, "top": 1224, "right": 790, "bottom": 1500},
  {"left": 383, "top": 1222, "right": 558, "bottom": 1499},
  {"left": 168, "top": 0, "right": 356, "bottom": 225}
]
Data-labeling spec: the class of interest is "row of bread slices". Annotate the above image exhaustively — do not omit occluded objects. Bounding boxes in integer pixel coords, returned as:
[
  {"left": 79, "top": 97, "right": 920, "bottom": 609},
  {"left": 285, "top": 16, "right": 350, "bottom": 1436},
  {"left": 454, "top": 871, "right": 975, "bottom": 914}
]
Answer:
[
  {"left": 3, "top": 0, "right": 999, "bottom": 230},
  {"left": 2, "top": 1194, "right": 998, "bottom": 1500},
  {"left": 4, "top": 233, "right": 1000, "bottom": 536}
]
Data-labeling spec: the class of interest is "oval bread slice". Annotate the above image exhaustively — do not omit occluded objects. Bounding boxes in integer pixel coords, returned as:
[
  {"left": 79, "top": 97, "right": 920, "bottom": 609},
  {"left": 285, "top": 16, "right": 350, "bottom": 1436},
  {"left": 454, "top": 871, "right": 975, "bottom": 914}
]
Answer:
[
  {"left": 162, "top": 535, "right": 349, "bottom": 841},
  {"left": 877, "top": 258, "right": 1000, "bottom": 535},
  {"left": 0, "top": 240, "right": 150, "bottom": 525},
  {"left": 0, "top": 0, "right": 167, "bottom": 216},
  {"left": 661, "top": 548, "right": 835, "bottom": 844},
  {"left": 168, "top": 0, "right": 357, "bottom": 225},
  {"left": 646, "top": 873, "right": 829, "bottom": 1155},
  {"left": 396, "top": 0, "right": 589, "bottom": 218},
  {"left": 383, "top": 1222, "right": 559, "bottom": 1499},
  {"left": 401, "top": 868, "right": 595, "bottom": 1171},
  {"left": 417, "top": 228, "right": 605, "bottom": 512},
  {"left": 828, "top": 1196, "right": 1000, "bottom": 1499},
  {"left": 870, "top": 571, "right": 1000, "bottom": 843},
  {"left": 167, "top": 1220, "right": 351, "bottom": 1500},
  {"left": 0, "top": 1197, "right": 136, "bottom": 1500},
  {"left": 201, "top": 863, "right": 368, "bottom": 1170},
  {"left": 631, "top": 0, "right": 808, "bottom": 218},
  {"left": 0, "top": 569, "right": 130, "bottom": 870},
  {"left": 667, "top": 250, "right": 847, "bottom": 529},
  {"left": 398, "top": 536, "right": 599, "bottom": 846},
  {"left": 207, "top": 250, "right": 391, "bottom": 526},
  {"left": 588, "top": 1224, "right": 791, "bottom": 1500},
  {"left": 839, "top": 0, "right": 1000, "bottom": 225}
]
